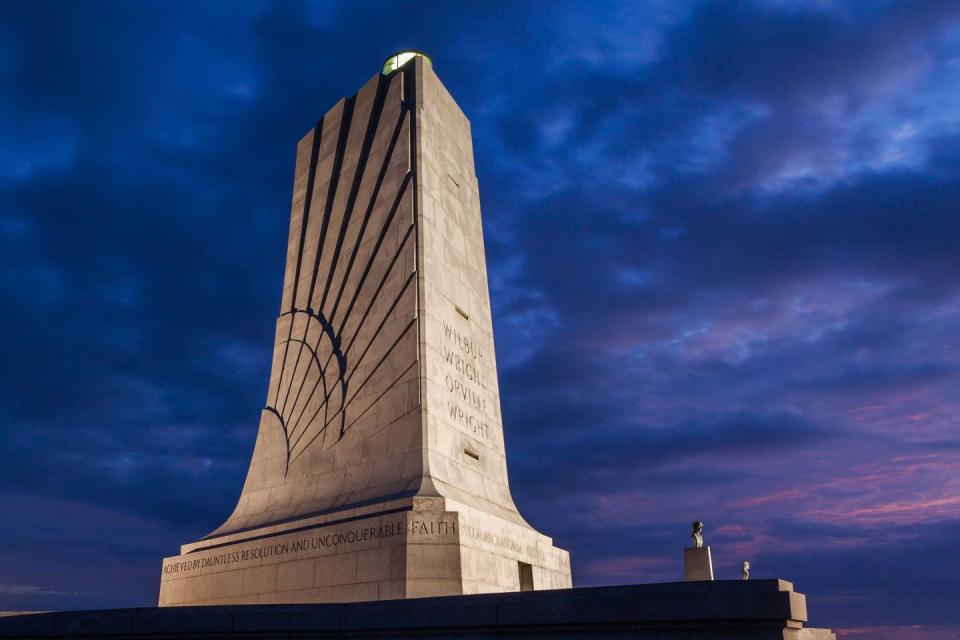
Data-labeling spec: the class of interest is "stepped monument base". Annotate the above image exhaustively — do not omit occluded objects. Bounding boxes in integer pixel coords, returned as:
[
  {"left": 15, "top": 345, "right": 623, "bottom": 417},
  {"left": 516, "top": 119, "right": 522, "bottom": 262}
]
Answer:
[{"left": 159, "top": 497, "right": 569, "bottom": 606}]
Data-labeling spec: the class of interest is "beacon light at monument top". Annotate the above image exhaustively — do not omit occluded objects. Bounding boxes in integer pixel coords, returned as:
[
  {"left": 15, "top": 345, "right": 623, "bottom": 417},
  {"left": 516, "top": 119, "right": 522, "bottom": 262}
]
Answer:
[{"left": 158, "top": 51, "right": 571, "bottom": 606}]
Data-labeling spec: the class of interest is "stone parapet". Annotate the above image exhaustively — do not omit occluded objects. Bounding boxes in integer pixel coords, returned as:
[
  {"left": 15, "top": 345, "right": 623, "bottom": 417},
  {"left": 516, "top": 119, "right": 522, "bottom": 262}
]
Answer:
[{"left": 1, "top": 580, "right": 835, "bottom": 639}]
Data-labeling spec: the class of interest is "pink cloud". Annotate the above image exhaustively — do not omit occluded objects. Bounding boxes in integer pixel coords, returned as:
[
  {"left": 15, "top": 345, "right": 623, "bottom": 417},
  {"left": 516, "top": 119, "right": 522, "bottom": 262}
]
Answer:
[
  {"left": 579, "top": 554, "right": 675, "bottom": 583},
  {"left": 837, "top": 626, "right": 957, "bottom": 640}
]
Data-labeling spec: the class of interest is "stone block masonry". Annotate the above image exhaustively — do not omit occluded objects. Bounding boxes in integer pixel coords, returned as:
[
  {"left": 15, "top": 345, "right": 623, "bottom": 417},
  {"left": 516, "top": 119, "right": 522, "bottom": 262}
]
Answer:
[{"left": 158, "top": 53, "right": 570, "bottom": 606}]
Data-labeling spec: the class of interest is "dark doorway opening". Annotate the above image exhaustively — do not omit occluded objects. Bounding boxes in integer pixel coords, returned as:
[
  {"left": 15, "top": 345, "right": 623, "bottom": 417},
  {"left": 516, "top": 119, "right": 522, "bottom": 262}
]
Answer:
[{"left": 518, "top": 561, "right": 534, "bottom": 591}]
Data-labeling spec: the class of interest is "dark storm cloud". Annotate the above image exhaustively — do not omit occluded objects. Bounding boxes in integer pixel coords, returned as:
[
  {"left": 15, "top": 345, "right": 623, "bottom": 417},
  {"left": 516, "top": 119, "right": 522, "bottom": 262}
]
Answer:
[
  {"left": 507, "top": 407, "right": 830, "bottom": 503},
  {"left": 0, "top": 0, "right": 958, "bottom": 635}
]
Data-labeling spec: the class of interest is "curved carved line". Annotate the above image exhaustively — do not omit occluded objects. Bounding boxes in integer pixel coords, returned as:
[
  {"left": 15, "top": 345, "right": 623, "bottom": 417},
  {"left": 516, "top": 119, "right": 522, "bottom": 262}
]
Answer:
[
  {"left": 283, "top": 213, "right": 413, "bottom": 448},
  {"left": 265, "top": 313, "right": 346, "bottom": 474},
  {"left": 282, "top": 311, "right": 346, "bottom": 457},
  {"left": 282, "top": 312, "right": 334, "bottom": 441},
  {"left": 291, "top": 270, "right": 414, "bottom": 457},
  {"left": 303, "top": 318, "right": 415, "bottom": 463}
]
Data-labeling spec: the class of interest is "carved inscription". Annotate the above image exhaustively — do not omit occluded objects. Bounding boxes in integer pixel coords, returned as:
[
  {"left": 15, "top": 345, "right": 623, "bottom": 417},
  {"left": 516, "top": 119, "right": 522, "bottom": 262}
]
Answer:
[
  {"left": 408, "top": 519, "right": 458, "bottom": 535},
  {"left": 460, "top": 522, "right": 545, "bottom": 562},
  {"left": 441, "top": 320, "right": 491, "bottom": 440},
  {"left": 408, "top": 517, "right": 569, "bottom": 570},
  {"left": 161, "top": 521, "right": 404, "bottom": 576}
]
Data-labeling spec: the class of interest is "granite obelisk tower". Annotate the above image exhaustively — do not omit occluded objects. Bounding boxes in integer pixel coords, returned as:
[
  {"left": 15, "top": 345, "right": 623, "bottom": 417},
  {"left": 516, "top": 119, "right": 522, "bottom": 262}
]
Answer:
[{"left": 159, "top": 52, "right": 571, "bottom": 606}]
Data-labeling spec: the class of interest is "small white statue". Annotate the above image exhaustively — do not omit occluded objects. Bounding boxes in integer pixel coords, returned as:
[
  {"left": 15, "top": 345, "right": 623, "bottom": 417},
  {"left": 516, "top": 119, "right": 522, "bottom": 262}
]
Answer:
[
  {"left": 742, "top": 561, "right": 750, "bottom": 580},
  {"left": 691, "top": 521, "right": 704, "bottom": 548}
]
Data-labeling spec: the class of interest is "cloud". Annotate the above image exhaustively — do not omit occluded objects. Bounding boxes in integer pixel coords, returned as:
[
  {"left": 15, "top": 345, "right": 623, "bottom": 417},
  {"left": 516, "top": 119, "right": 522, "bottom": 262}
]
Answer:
[
  {"left": 0, "top": 583, "right": 74, "bottom": 597},
  {"left": 0, "top": 2, "right": 958, "bottom": 635}
]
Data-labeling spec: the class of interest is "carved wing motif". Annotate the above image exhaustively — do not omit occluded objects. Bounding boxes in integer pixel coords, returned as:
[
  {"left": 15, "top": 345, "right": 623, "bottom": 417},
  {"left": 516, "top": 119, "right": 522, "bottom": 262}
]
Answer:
[{"left": 263, "top": 71, "right": 417, "bottom": 474}]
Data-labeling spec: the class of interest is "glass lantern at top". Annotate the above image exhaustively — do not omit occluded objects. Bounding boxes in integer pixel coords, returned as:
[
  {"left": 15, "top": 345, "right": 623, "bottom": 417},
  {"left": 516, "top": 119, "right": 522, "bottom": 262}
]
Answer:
[{"left": 382, "top": 50, "right": 431, "bottom": 75}]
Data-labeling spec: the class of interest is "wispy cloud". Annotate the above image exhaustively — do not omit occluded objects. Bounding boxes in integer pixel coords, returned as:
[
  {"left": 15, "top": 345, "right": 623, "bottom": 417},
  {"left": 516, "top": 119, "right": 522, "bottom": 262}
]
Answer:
[{"left": 0, "top": 583, "right": 74, "bottom": 597}]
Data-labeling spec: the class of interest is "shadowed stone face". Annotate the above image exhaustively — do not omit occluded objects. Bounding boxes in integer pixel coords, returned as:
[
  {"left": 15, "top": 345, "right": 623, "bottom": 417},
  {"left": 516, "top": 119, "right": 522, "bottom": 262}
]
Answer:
[{"left": 158, "top": 56, "right": 570, "bottom": 606}]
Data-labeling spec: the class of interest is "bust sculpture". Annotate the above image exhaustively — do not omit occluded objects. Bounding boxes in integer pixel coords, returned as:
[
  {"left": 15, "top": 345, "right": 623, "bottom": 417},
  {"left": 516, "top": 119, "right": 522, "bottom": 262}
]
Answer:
[
  {"left": 691, "top": 521, "right": 704, "bottom": 548},
  {"left": 742, "top": 561, "right": 750, "bottom": 580}
]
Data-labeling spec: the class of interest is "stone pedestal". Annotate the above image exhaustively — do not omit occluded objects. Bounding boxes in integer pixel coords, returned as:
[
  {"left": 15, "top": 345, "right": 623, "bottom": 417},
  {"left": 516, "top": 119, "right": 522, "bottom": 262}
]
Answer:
[
  {"left": 159, "top": 500, "right": 569, "bottom": 605},
  {"left": 683, "top": 546, "right": 714, "bottom": 581},
  {"left": 159, "top": 54, "right": 570, "bottom": 606}
]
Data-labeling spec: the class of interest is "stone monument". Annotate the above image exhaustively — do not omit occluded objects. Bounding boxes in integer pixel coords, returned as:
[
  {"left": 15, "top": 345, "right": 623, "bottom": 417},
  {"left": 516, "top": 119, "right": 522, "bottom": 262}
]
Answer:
[
  {"left": 683, "top": 521, "right": 714, "bottom": 581},
  {"left": 158, "top": 51, "right": 571, "bottom": 606}
]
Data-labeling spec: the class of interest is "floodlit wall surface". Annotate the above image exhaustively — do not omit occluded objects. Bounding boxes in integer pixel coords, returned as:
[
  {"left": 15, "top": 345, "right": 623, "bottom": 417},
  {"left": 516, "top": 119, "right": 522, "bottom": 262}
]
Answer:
[{"left": 159, "top": 57, "right": 570, "bottom": 606}]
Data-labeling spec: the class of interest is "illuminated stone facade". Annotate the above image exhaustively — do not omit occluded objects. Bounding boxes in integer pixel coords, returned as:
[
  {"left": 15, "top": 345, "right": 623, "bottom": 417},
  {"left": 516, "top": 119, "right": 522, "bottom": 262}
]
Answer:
[{"left": 158, "top": 55, "right": 571, "bottom": 606}]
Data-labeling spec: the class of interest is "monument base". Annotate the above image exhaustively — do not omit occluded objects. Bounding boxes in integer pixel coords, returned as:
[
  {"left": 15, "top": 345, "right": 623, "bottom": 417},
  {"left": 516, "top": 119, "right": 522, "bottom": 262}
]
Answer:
[
  {"left": 1, "top": 580, "right": 835, "bottom": 639},
  {"left": 683, "top": 546, "right": 714, "bottom": 581},
  {"left": 159, "top": 498, "right": 570, "bottom": 606}
]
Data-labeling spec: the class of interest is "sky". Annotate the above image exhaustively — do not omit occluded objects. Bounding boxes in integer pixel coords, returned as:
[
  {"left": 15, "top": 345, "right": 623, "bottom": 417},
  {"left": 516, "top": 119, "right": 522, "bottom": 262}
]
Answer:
[{"left": 0, "top": 1, "right": 958, "bottom": 637}]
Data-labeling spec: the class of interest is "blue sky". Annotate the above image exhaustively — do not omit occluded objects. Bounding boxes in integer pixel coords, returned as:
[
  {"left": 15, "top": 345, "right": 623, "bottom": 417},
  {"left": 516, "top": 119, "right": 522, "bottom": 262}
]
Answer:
[{"left": 1, "top": 2, "right": 958, "bottom": 637}]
